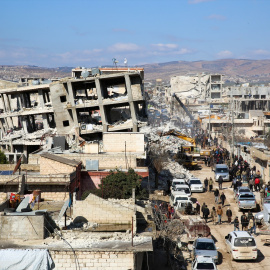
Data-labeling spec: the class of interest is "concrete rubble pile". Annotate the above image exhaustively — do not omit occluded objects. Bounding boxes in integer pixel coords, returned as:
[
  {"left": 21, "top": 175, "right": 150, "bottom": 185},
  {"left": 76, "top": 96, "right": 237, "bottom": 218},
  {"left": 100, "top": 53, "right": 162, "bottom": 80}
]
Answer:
[{"left": 43, "top": 231, "right": 152, "bottom": 249}]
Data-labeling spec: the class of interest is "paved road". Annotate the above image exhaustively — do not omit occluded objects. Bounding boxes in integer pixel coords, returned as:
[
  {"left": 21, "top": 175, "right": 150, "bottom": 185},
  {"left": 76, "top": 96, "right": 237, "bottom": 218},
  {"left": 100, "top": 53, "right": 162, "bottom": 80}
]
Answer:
[{"left": 186, "top": 164, "right": 270, "bottom": 269}]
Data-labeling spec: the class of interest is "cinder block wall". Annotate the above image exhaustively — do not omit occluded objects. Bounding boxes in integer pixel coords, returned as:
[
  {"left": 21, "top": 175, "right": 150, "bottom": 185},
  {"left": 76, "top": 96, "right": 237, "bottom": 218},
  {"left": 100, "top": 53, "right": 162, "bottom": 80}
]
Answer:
[
  {"left": 49, "top": 250, "right": 134, "bottom": 270},
  {"left": 73, "top": 194, "right": 134, "bottom": 225},
  {"left": 103, "top": 133, "right": 145, "bottom": 153},
  {"left": 40, "top": 157, "right": 75, "bottom": 175}
]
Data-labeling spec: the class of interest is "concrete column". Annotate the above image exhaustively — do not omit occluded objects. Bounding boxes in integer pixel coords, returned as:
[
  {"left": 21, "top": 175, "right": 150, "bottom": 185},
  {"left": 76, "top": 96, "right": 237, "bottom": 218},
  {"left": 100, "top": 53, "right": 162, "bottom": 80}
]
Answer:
[
  {"left": 0, "top": 95, "right": 7, "bottom": 112},
  {"left": 3, "top": 94, "right": 11, "bottom": 112},
  {"left": 0, "top": 120, "right": 4, "bottom": 138},
  {"left": 23, "top": 145, "right": 27, "bottom": 163},
  {"left": 7, "top": 95, "right": 13, "bottom": 111},
  {"left": 71, "top": 108, "right": 79, "bottom": 127},
  {"left": 95, "top": 78, "right": 108, "bottom": 131},
  {"left": 38, "top": 89, "right": 45, "bottom": 108},
  {"left": 22, "top": 117, "right": 28, "bottom": 133},
  {"left": 125, "top": 74, "right": 138, "bottom": 132},
  {"left": 67, "top": 82, "right": 75, "bottom": 106},
  {"left": 42, "top": 114, "right": 49, "bottom": 129},
  {"left": 17, "top": 94, "right": 23, "bottom": 110}
]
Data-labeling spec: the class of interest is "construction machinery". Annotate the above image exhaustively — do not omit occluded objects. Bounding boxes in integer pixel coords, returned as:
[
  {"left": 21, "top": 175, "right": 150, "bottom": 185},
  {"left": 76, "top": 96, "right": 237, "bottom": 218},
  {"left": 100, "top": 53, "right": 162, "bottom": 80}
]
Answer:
[{"left": 163, "top": 129, "right": 196, "bottom": 146}]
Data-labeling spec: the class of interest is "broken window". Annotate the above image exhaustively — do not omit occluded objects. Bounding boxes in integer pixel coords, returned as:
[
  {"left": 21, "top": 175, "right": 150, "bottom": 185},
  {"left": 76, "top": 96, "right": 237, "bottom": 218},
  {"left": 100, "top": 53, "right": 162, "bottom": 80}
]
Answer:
[
  {"left": 60, "top": 96, "right": 67, "bottom": 103},
  {"left": 100, "top": 77, "right": 127, "bottom": 100},
  {"left": 63, "top": 120, "right": 70, "bottom": 127}
]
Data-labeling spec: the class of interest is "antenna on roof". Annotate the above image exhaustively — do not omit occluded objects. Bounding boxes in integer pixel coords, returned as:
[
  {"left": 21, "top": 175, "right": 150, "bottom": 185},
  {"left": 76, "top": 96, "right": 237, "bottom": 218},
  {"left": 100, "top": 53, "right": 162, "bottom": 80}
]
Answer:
[
  {"left": 124, "top": 58, "right": 128, "bottom": 67},
  {"left": 112, "top": 58, "right": 118, "bottom": 69}
]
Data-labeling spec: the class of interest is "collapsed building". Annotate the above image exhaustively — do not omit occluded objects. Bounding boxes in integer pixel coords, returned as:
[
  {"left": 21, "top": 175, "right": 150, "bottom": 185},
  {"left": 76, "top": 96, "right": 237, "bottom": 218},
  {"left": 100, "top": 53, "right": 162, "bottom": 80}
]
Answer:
[{"left": 0, "top": 68, "right": 147, "bottom": 163}]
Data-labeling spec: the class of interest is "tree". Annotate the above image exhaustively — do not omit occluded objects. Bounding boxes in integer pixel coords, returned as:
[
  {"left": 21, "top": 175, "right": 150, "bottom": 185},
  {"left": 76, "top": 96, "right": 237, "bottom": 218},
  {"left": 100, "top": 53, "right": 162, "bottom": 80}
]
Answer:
[
  {"left": 0, "top": 150, "right": 7, "bottom": 164},
  {"left": 82, "top": 168, "right": 148, "bottom": 200}
]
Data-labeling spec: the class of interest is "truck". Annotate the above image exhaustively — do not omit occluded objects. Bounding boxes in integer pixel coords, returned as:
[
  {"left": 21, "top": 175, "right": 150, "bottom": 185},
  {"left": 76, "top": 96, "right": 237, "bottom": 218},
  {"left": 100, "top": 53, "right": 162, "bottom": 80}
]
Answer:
[{"left": 237, "top": 192, "right": 257, "bottom": 210}]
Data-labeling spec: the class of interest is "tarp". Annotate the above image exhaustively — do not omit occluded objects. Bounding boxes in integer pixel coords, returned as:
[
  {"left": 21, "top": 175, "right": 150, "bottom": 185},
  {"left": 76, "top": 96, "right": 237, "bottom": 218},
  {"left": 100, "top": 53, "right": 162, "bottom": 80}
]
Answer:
[{"left": 0, "top": 249, "right": 54, "bottom": 270}]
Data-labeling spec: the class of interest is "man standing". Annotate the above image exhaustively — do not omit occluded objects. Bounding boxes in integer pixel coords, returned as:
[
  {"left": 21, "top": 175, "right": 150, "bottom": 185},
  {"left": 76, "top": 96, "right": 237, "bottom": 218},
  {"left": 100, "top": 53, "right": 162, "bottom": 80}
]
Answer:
[
  {"left": 211, "top": 206, "right": 217, "bottom": 225},
  {"left": 233, "top": 216, "right": 240, "bottom": 231},
  {"left": 214, "top": 188, "right": 219, "bottom": 204},
  {"left": 260, "top": 187, "right": 265, "bottom": 206},
  {"left": 241, "top": 213, "right": 249, "bottom": 231},
  {"left": 218, "top": 175, "right": 223, "bottom": 190},
  {"left": 226, "top": 207, "right": 232, "bottom": 223},
  {"left": 195, "top": 201, "right": 201, "bottom": 216},
  {"left": 209, "top": 177, "right": 213, "bottom": 192},
  {"left": 203, "top": 205, "right": 210, "bottom": 223},
  {"left": 220, "top": 192, "right": 226, "bottom": 208},
  {"left": 216, "top": 206, "right": 223, "bottom": 224},
  {"left": 201, "top": 202, "right": 206, "bottom": 218},
  {"left": 204, "top": 178, "right": 209, "bottom": 192},
  {"left": 248, "top": 216, "right": 256, "bottom": 235}
]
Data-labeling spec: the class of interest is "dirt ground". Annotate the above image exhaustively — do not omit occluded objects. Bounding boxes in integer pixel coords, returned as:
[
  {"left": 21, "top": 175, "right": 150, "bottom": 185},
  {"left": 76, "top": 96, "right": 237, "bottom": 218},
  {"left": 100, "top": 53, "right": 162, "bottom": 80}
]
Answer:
[{"left": 185, "top": 164, "right": 270, "bottom": 270}]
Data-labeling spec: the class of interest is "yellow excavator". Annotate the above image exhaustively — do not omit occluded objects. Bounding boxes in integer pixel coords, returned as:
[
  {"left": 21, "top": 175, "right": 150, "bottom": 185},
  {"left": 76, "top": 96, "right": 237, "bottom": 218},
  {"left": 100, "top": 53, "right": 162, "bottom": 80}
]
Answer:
[{"left": 162, "top": 130, "right": 196, "bottom": 146}]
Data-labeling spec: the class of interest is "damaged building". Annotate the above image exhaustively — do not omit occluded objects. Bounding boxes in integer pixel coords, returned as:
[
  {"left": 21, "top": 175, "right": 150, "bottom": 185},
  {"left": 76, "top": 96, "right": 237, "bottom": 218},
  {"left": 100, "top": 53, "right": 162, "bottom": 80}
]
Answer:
[{"left": 0, "top": 68, "right": 147, "bottom": 162}]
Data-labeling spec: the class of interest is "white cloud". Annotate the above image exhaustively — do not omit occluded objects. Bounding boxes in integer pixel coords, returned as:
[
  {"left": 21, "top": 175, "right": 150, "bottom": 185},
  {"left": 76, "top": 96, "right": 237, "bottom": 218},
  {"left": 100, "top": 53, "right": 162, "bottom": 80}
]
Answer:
[
  {"left": 189, "top": 0, "right": 215, "bottom": 4},
  {"left": 253, "top": 49, "right": 270, "bottom": 56},
  {"left": 152, "top": 43, "right": 179, "bottom": 51},
  {"left": 207, "top": 14, "right": 227, "bottom": 21},
  {"left": 108, "top": 43, "right": 140, "bottom": 52},
  {"left": 217, "top": 50, "right": 233, "bottom": 58}
]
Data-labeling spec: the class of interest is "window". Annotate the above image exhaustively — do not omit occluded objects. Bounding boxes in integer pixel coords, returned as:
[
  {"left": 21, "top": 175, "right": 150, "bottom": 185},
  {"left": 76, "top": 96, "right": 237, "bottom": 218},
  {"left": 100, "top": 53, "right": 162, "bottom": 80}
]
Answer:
[
  {"left": 60, "top": 96, "right": 67, "bottom": 102},
  {"left": 63, "top": 120, "right": 69, "bottom": 127},
  {"left": 196, "top": 242, "right": 216, "bottom": 250},
  {"left": 197, "top": 263, "right": 215, "bottom": 269},
  {"left": 234, "top": 237, "right": 255, "bottom": 247}
]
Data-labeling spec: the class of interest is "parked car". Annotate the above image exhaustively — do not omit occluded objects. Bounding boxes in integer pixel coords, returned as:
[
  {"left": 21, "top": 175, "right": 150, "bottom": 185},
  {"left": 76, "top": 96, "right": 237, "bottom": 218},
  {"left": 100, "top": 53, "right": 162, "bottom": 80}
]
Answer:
[
  {"left": 214, "top": 164, "right": 229, "bottom": 182},
  {"left": 189, "top": 178, "right": 204, "bottom": 193},
  {"left": 169, "top": 192, "right": 191, "bottom": 206},
  {"left": 191, "top": 256, "right": 217, "bottom": 270},
  {"left": 234, "top": 186, "right": 251, "bottom": 200},
  {"left": 225, "top": 231, "right": 257, "bottom": 261},
  {"left": 237, "top": 192, "right": 257, "bottom": 210},
  {"left": 172, "top": 179, "right": 187, "bottom": 188},
  {"left": 192, "top": 238, "right": 219, "bottom": 264},
  {"left": 255, "top": 203, "right": 270, "bottom": 224},
  {"left": 172, "top": 184, "right": 191, "bottom": 197},
  {"left": 175, "top": 200, "right": 194, "bottom": 214}
]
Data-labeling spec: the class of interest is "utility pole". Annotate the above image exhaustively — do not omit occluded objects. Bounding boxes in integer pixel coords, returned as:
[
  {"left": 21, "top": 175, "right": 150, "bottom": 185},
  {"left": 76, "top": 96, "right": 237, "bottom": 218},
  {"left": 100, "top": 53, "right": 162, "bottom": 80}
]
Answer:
[
  {"left": 231, "top": 97, "right": 235, "bottom": 160},
  {"left": 208, "top": 102, "right": 211, "bottom": 137}
]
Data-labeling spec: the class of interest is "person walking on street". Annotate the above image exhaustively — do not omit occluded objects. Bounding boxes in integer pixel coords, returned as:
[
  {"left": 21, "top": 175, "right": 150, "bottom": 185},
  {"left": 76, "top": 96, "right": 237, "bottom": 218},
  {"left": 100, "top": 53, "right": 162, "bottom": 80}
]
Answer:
[
  {"left": 203, "top": 205, "right": 210, "bottom": 223},
  {"left": 216, "top": 206, "right": 223, "bottom": 224},
  {"left": 248, "top": 216, "right": 256, "bottom": 234},
  {"left": 249, "top": 178, "right": 254, "bottom": 192},
  {"left": 214, "top": 188, "right": 219, "bottom": 204},
  {"left": 211, "top": 206, "right": 217, "bottom": 225},
  {"left": 254, "top": 177, "right": 260, "bottom": 192},
  {"left": 241, "top": 213, "right": 249, "bottom": 231},
  {"left": 220, "top": 192, "right": 226, "bottom": 207},
  {"left": 260, "top": 187, "right": 265, "bottom": 205},
  {"left": 195, "top": 201, "right": 200, "bottom": 216},
  {"left": 218, "top": 175, "right": 223, "bottom": 190},
  {"left": 201, "top": 202, "right": 206, "bottom": 218},
  {"left": 204, "top": 178, "right": 209, "bottom": 192},
  {"left": 209, "top": 177, "right": 213, "bottom": 192},
  {"left": 233, "top": 216, "right": 240, "bottom": 231},
  {"left": 247, "top": 210, "right": 253, "bottom": 221},
  {"left": 226, "top": 207, "right": 232, "bottom": 223}
]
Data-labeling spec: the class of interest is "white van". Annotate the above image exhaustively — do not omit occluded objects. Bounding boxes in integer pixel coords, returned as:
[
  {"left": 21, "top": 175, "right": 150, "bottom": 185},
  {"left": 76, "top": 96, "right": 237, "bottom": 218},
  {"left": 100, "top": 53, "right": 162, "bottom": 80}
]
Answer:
[
  {"left": 172, "top": 184, "right": 191, "bottom": 197},
  {"left": 225, "top": 231, "right": 257, "bottom": 261}
]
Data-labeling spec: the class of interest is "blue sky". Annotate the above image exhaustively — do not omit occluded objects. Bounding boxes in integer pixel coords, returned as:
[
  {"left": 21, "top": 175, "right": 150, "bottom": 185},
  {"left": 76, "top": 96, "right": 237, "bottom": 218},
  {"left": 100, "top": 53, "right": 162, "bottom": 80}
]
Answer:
[{"left": 0, "top": 0, "right": 270, "bottom": 67}]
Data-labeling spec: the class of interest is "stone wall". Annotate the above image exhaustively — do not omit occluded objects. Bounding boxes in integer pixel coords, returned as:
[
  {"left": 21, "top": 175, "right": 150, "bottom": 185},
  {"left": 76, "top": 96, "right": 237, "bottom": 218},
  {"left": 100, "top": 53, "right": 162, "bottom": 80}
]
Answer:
[
  {"left": 49, "top": 250, "right": 136, "bottom": 270},
  {"left": 40, "top": 156, "right": 76, "bottom": 175},
  {"left": 73, "top": 194, "right": 135, "bottom": 227},
  {"left": 103, "top": 132, "right": 144, "bottom": 153}
]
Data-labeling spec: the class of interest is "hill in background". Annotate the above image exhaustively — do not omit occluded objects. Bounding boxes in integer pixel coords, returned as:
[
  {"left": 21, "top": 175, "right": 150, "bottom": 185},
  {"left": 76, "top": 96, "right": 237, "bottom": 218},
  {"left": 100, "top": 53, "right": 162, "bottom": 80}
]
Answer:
[{"left": 1, "top": 59, "right": 270, "bottom": 84}]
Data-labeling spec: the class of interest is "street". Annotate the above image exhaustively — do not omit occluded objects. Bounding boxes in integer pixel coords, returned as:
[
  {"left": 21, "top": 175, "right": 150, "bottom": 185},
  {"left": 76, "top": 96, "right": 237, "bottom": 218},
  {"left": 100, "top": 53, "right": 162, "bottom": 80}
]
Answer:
[{"left": 185, "top": 164, "right": 270, "bottom": 270}]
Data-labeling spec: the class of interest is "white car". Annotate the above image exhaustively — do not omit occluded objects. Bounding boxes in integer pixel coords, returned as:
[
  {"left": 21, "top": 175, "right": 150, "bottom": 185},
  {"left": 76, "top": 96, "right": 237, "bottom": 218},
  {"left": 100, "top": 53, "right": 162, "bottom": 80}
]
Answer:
[
  {"left": 170, "top": 192, "right": 191, "bottom": 206},
  {"left": 172, "top": 184, "right": 191, "bottom": 197},
  {"left": 225, "top": 231, "right": 257, "bottom": 261},
  {"left": 191, "top": 256, "right": 217, "bottom": 270},
  {"left": 171, "top": 179, "right": 187, "bottom": 188},
  {"left": 189, "top": 178, "right": 204, "bottom": 193}
]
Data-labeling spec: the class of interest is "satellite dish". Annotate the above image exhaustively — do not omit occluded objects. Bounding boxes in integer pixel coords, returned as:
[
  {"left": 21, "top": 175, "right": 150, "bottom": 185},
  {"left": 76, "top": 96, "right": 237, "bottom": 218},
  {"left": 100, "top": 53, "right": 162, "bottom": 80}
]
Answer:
[
  {"left": 124, "top": 58, "right": 128, "bottom": 67},
  {"left": 81, "top": 69, "right": 89, "bottom": 79}
]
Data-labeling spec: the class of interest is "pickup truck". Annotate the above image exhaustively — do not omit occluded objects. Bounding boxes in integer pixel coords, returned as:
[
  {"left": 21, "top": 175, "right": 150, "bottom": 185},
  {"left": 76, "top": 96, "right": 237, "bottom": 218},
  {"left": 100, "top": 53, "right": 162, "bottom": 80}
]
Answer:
[{"left": 237, "top": 192, "right": 256, "bottom": 210}]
